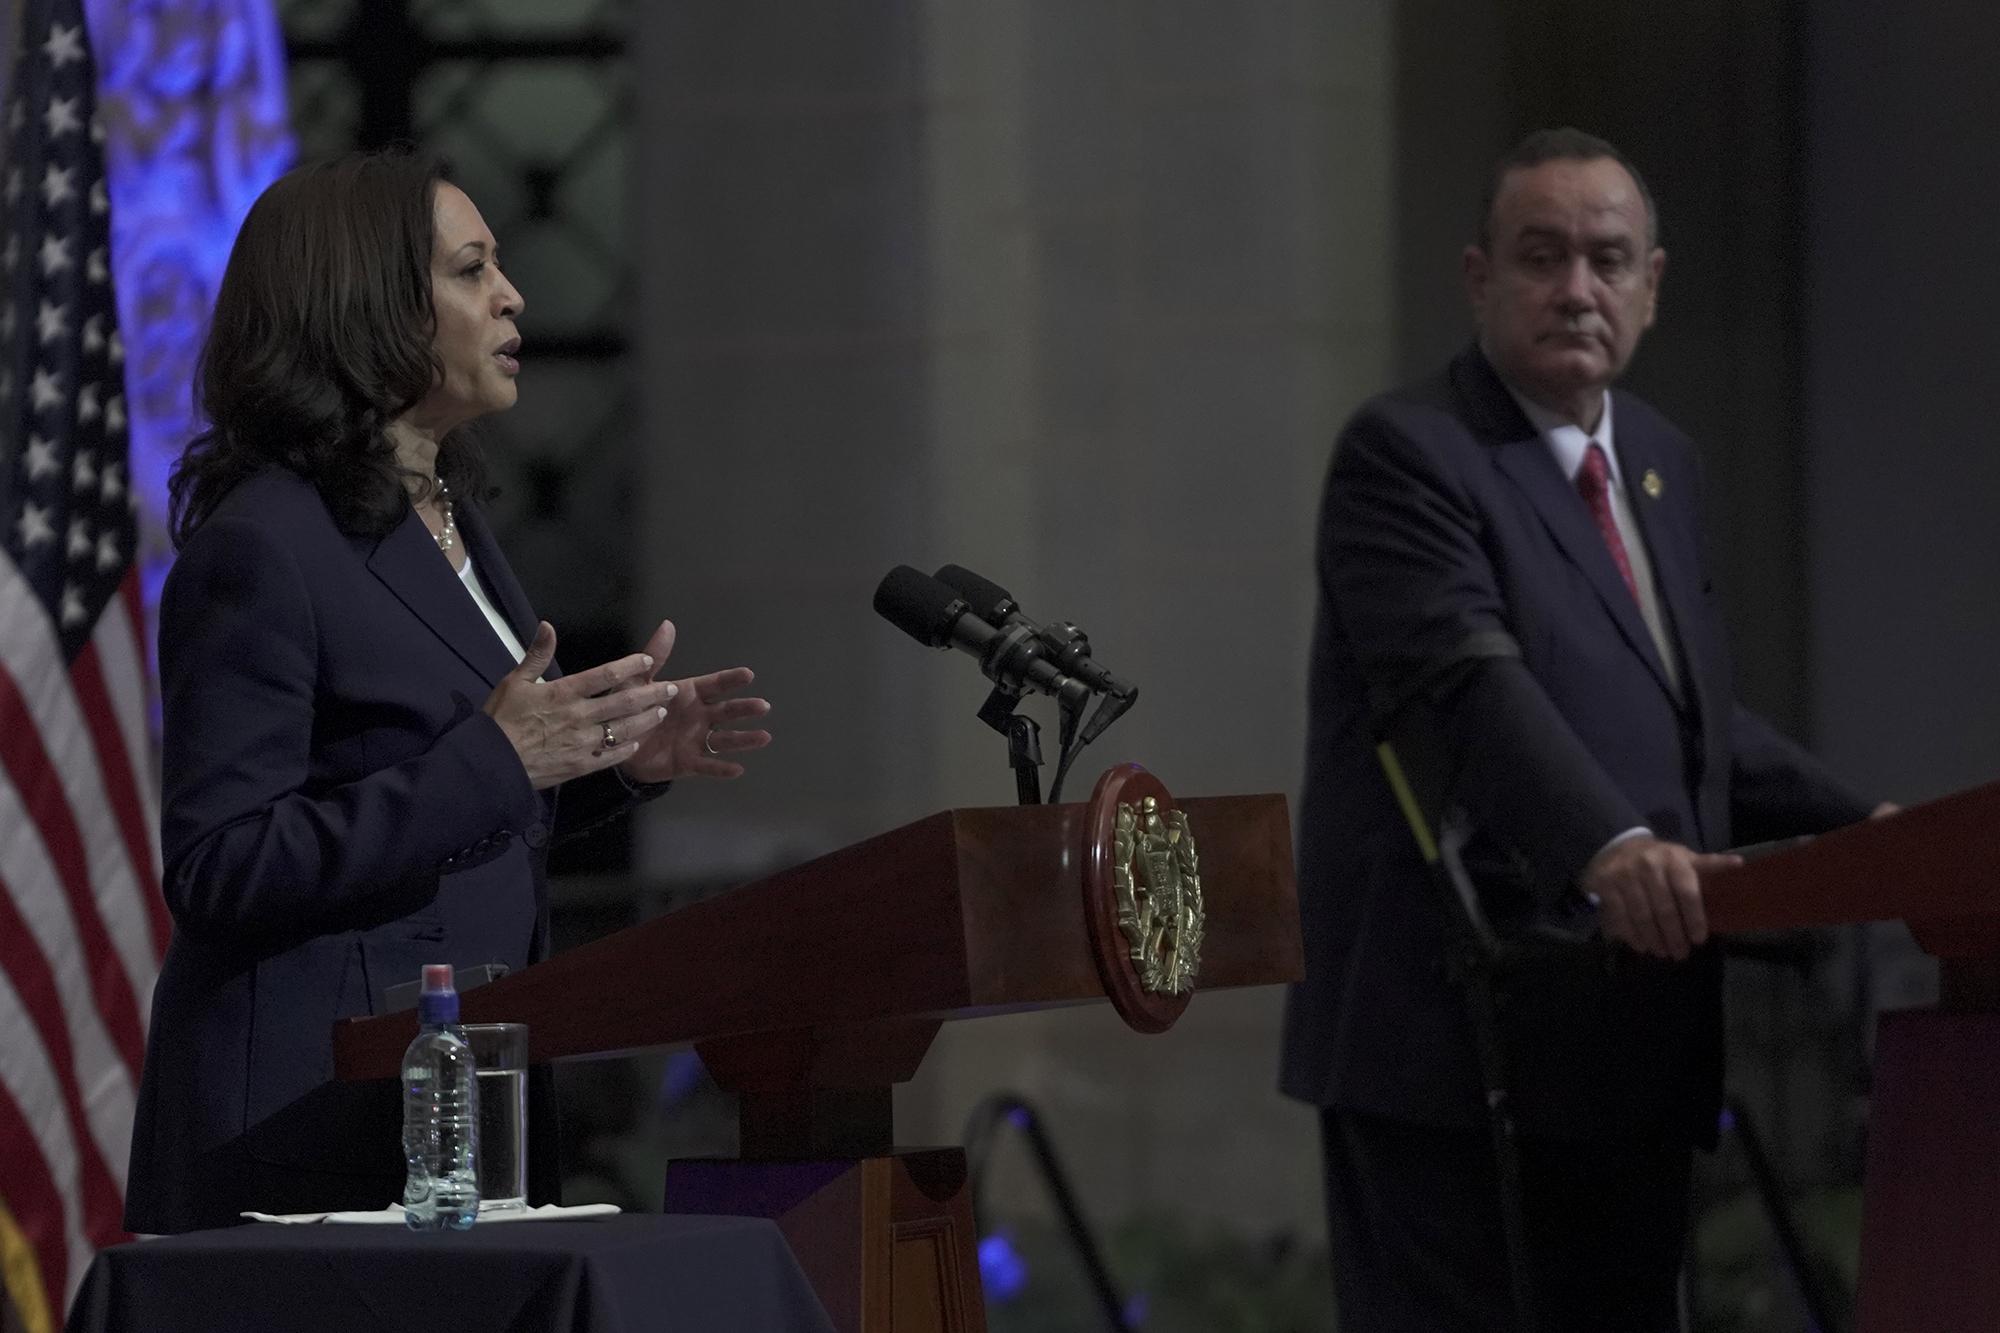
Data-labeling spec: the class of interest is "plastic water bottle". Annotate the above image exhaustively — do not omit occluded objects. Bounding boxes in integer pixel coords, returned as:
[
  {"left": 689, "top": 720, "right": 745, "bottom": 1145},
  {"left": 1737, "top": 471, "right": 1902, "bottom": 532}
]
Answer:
[{"left": 401, "top": 963, "right": 480, "bottom": 1230}]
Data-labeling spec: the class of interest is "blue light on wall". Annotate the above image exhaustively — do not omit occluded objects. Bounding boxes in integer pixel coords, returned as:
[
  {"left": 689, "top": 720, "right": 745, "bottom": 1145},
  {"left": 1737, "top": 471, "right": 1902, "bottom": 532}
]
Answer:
[
  {"left": 978, "top": 1230, "right": 1031, "bottom": 1303},
  {"left": 79, "top": 0, "right": 292, "bottom": 627}
]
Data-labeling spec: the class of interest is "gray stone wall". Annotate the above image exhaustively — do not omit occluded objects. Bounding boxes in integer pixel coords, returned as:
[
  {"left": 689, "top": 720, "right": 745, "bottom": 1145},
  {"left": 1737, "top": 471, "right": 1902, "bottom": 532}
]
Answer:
[
  {"left": 632, "top": 0, "right": 1394, "bottom": 1237},
  {"left": 1806, "top": 1, "right": 2000, "bottom": 808}
]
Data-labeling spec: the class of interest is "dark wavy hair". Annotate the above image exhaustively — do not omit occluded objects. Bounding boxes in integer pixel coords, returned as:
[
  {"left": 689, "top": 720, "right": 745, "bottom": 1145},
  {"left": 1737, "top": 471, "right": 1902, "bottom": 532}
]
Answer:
[{"left": 168, "top": 147, "right": 487, "bottom": 547}]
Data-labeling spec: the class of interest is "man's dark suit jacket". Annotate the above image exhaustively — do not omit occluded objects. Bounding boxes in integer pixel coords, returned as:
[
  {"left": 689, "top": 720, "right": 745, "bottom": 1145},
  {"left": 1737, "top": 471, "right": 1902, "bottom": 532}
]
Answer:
[
  {"left": 126, "top": 468, "right": 656, "bottom": 1234},
  {"left": 1278, "top": 345, "right": 1870, "bottom": 1145}
]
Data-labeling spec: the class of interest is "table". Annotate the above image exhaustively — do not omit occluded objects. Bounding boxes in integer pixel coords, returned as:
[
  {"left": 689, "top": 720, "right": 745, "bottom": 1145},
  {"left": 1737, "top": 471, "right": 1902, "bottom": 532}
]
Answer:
[{"left": 64, "top": 1215, "right": 836, "bottom": 1332}]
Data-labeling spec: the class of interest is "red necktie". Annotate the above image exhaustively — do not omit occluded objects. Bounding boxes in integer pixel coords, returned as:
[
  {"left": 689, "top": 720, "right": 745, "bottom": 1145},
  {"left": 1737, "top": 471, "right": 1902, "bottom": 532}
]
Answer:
[{"left": 1576, "top": 443, "right": 1639, "bottom": 602}]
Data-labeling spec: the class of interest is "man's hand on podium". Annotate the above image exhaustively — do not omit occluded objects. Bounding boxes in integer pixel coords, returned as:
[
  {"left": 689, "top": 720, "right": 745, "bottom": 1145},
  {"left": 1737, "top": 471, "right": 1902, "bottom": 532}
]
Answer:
[{"left": 1581, "top": 835, "right": 1744, "bottom": 962}]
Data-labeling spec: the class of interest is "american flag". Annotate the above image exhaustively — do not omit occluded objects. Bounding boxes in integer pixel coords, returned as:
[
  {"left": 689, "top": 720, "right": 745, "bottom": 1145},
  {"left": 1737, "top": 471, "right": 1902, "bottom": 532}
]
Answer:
[{"left": 0, "top": 0, "right": 168, "bottom": 1322}]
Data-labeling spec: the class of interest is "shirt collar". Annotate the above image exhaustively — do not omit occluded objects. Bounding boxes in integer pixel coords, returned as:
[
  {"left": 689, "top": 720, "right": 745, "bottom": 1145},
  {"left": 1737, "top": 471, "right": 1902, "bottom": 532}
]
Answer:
[{"left": 1503, "top": 383, "right": 1620, "bottom": 488}]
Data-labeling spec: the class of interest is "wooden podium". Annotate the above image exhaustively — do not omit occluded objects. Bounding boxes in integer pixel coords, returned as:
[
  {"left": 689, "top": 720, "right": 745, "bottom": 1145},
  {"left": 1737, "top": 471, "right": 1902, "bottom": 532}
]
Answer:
[
  {"left": 335, "top": 766, "right": 1301, "bottom": 1333},
  {"left": 1702, "top": 780, "right": 2000, "bottom": 1333}
]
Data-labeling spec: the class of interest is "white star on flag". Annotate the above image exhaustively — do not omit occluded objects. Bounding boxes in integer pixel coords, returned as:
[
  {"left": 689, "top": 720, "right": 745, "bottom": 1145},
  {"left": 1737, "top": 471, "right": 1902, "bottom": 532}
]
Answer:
[
  {"left": 2, "top": 168, "right": 18, "bottom": 206},
  {"left": 100, "top": 462, "right": 124, "bottom": 501},
  {"left": 94, "top": 531, "right": 120, "bottom": 572},
  {"left": 40, "top": 162, "right": 76, "bottom": 208},
  {"left": 89, "top": 178, "right": 107, "bottom": 215},
  {"left": 15, "top": 500, "right": 56, "bottom": 549},
  {"left": 43, "top": 22, "right": 86, "bottom": 69},
  {"left": 0, "top": 305, "right": 15, "bottom": 338},
  {"left": 23, "top": 434, "right": 60, "bottom": 479},
  {"left": 80, "top": 313, "right": 103, "bottom": 353},
  {"left": 37, "top": 233, "right": 71, "bottom": 277},
  {"left": 104, "top": 393, "right": 125, "bottom": 434},
  {"left": 5, "top": 97, "right": 21, "bottom": 133},
  {"left": 1, "top": 233, "right": 17, "bottom": 273},
  {"left": 71, "top": 449, "right": 95, "bottom": 491},
  {"left": 76, "top": 383, "right": 99, "bottom": 423},
  {"left": 86, "top": 246, "right": 107, "bottom": 284},
  {"left": 29, "top": 367, "right": 63, "bottom": 413},
  {"left": 65, "top": 517, "right": 91, "bottom": 560},
  {"left": 35, "top": 300, "right": 69, "bottom": 345},
  {"left": 58, "top": 582, "right": 87, "bottom": 627},
  {"left": 107, "top": 330, "right": 123, "bottom": 365},
  {"left": 43, "top": 95, "right": 81, "bottom": 139}
]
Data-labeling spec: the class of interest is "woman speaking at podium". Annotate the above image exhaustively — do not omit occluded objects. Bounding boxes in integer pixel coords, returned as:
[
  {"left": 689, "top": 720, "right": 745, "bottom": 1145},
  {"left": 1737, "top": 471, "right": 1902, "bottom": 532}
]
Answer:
[{"left": 123, "top": 148, "right": 771, "bottom": 1233}]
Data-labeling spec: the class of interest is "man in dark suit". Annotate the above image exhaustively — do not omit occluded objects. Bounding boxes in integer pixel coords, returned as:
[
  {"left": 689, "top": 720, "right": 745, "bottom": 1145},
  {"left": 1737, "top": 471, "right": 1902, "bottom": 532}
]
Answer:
[{"left": 1278, "top": 128, "right": 1880, "bottom": 1329}]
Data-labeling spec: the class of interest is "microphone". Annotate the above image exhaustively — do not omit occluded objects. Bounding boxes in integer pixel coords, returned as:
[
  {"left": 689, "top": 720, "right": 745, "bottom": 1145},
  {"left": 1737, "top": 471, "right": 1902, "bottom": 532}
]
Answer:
[
  {"left": 932, "top": 564, "right": 1137, "bottom": 702},
  {"left": 874, "top": 566, "right": 1092, "bottom": 710}
]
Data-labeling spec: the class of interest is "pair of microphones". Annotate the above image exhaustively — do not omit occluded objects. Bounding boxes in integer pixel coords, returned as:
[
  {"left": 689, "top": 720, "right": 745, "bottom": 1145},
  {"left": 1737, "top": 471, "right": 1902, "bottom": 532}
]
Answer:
[{"left": 873, "top": 563, "right": 1137, "bottom": 745}]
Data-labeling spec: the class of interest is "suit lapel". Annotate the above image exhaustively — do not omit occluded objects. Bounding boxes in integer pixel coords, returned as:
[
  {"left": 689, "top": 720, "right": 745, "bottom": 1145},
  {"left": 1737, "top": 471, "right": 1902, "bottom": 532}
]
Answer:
[
  {"left": 1455, "top": 347, "right": 1682, "bottom": 706},
  {"left": 1609, "top": 416, "right": 1708, "bottom": 726},
  {"left": 368, "top": 504, "right": 518, "bottom": 688}
]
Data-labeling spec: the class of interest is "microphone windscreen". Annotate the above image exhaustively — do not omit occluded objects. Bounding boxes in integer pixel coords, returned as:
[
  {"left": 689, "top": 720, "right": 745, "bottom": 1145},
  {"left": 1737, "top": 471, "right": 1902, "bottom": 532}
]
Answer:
[
  {"left": 933, "top": 564, "right": 1015, "bottom": 623},
  {"left": 873, "top": 565, "right": 964, "bottom": 648}
]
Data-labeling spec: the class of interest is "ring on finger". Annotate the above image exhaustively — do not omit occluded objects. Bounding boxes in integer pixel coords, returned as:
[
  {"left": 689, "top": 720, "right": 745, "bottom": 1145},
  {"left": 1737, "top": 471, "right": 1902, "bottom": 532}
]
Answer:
[
  {"left": 602, "top": 721, "right": 618, "bottom": 751},
  {"left": 703, "top": 729, "right": 720, "bottom": 757}
]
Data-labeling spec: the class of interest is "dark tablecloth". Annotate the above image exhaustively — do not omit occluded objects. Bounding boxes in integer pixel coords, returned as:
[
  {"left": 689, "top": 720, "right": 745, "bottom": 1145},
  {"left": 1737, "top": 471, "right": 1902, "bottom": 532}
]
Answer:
[{"left": 64, "top": 1215, "right": 836, "bottom": 1332}]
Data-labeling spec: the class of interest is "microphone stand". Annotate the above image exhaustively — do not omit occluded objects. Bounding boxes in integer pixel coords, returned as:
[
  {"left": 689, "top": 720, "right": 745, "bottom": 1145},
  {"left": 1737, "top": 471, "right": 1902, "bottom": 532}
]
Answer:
[
  {"left": 977, "top": 684, "right": 1045, "bottom": 805},
  {"left": 958, "top": 604, "right": 1134, "bottom": 806}
]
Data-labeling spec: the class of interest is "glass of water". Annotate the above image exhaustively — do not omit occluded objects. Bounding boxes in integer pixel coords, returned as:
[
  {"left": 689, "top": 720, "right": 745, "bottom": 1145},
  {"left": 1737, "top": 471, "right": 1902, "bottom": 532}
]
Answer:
[{"left": 461, "top": 1023, "right": 529, "bottom": 1215}]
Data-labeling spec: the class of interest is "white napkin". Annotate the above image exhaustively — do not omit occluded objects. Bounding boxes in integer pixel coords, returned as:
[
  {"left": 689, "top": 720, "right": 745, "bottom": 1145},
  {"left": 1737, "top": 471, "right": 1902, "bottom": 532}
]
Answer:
[{"left": 242, "top": 1202, "right": 621, "bottom": 1225}]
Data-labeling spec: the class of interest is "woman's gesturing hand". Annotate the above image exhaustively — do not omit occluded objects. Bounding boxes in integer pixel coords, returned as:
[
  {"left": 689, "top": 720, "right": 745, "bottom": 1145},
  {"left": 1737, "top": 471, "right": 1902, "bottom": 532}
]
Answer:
[
  {"left": 618, "top": 619, "right": 772, "bottom": 784},
  {"left": 483, "top": 622, "right": 679, "bottom": 790}
]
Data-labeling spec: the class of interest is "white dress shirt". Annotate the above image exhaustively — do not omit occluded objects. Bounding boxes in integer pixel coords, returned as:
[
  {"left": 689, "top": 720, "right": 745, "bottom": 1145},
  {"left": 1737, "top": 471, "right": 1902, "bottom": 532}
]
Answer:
[{"left": 458, "top": 546, "right": 528, "bottom": 664}]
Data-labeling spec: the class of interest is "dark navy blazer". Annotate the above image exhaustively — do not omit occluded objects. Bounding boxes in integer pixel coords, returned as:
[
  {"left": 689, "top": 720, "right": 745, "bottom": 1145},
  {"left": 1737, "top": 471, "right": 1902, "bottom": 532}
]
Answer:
[
  {"left": 126, "top": 468, "right": 650, "bottom": 1233},
  {"left": 1278, "top": 345, "right": 1871, "bottom": 1144}
]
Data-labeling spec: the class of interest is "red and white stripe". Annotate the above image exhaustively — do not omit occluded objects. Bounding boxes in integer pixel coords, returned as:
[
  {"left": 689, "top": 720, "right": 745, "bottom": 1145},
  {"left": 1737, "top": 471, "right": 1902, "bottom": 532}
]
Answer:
[{"left": 0, "top": 558, "right": 164, "bottom": 1312}]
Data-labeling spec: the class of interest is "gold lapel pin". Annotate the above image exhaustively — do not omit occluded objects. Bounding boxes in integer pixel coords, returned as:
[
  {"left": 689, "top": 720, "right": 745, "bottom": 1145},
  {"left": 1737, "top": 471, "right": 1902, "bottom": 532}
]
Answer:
[{"left": 1642, "top": 468, "right": 1664, "bottom": 499}]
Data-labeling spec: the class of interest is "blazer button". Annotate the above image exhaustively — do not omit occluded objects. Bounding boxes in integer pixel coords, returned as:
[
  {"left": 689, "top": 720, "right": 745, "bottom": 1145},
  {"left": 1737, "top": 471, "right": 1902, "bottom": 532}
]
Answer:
[{"left": 524, "top": 820, "right": 549, "bottom": 849}]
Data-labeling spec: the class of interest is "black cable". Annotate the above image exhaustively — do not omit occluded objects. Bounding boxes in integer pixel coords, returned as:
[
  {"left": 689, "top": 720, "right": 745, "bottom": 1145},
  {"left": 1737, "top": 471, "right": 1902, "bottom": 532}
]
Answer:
[
  {"left": 1723, "top": 1097, "right": 1846, "bottom": 1333},
  {"left": 1045, "top": 735, "right": 1085, "bottom": 804},
  {"left": 964, "top": 1092, "right": 1129, "bottom": 1332},
  {"left": 1044, "top": 694, "right": 1087, "bottom": 803}
]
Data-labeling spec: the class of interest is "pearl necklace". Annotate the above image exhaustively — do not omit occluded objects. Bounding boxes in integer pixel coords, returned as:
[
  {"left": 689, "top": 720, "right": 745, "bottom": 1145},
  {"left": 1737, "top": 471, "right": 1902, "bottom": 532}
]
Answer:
[{"left": 432, "top": 478, "right": 457, "bottom": 552}]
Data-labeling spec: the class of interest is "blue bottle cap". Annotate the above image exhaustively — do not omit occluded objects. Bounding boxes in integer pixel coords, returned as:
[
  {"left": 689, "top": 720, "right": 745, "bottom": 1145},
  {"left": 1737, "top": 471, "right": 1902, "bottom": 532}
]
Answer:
[{"left": 416, "top": 963, "right": 458, "bottom": 1026}]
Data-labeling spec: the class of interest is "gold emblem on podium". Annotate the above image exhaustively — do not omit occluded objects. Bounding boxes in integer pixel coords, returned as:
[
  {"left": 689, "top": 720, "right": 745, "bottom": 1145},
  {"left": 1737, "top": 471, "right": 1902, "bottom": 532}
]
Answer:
[{"left": 1112, "top": 795, "right": 1205, "bottom": 995}]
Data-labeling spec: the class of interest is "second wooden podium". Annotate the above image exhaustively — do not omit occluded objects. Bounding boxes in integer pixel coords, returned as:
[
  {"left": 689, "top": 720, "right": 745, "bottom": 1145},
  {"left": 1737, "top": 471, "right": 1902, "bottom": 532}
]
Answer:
[
  {"left": 1703, "top": 779, "right": 2000, "bottom": 1333},
  {"left": 335, "top": 765, "right": 1301, "bottom": 1333}
]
